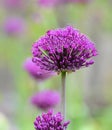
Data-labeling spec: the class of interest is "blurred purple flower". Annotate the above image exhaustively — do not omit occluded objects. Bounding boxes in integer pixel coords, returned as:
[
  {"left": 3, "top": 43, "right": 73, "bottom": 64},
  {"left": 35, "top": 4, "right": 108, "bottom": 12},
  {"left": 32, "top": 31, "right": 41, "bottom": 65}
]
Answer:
[
  {"left": 3, "top": 0, "right": 22, "bottom": 8},
  {"left": 32, "top": 26, "right": 98, "bottom": 73},
  {"left": 24, "top": 58, "right": 56, "bottom": 81},
  {"left": 31, "top": 90, "right": 60, "bottom": 110},
  {"left": 34, "top": 110, "right": 70, "bottom": 130},
  {"left": 4, "top": 17, "right": 24, "bottom": 36},
  {"left": 37, "top": 0, "right": 91, "bottom": 7},
  {"left": 70, "top": 0, "right": 92, "bottom": 4},
  {"left": 38, "top": 0, "right": 59, "bottom": 7}
]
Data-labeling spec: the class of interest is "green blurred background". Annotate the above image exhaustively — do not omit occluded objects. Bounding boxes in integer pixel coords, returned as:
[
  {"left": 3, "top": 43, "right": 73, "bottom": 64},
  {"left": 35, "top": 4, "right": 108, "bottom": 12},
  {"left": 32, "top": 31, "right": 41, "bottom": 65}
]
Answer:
[{"left": 0, "top": 0, "right": 112, "bottom": 130}]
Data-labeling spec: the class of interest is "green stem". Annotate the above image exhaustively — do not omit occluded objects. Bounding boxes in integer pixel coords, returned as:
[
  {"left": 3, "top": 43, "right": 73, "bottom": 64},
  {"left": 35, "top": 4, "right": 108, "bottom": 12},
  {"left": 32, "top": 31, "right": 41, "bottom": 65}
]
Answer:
[{"left": 61, "top": 71, "right": 66, "bottom": 121}]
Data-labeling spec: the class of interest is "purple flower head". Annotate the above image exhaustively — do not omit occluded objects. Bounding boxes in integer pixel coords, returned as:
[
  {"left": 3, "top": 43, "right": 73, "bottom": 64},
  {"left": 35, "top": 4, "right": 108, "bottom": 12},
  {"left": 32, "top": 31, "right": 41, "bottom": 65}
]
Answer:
[
  {"left": 38, "top": 0, "right": 60, "bottom": 7},
  {"left": 32, "top": 26, "right": 98, "bottom": 73},
  {"left": 3, "top": 0, "right": 22, "bottom": 8},
  {"left": 31, "top": 90, "right": 60, "bottom": 110},
  {"left": 24, "top": 58, "right": 56, "bottom": 81},
  {"left": 70, "top": 0, "right": 92, "bottom": 4},
  {"left": 4, "top": 17, "right": 24, "bottom": 36},
  {"left": 34, "top": 110, "right": 70, "bottom": 130},
  {"left": 37, "top": 0, "right": 91, "bottom": 7}
]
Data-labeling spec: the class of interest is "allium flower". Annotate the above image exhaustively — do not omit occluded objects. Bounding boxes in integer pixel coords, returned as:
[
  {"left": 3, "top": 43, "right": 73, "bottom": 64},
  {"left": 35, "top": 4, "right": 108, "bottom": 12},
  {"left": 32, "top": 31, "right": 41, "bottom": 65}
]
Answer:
[
  {"left": 24, "top": 58, "right": 56, "bottom": 81},
  {"left": 32, "top": 26, "right": 98, "bottom": 73},
  {"left": 38, "top": 0, "right": 59, "bottom": 7},
  {"left": 3, "top": 0, "right": 22, "bottom": 8},
  {"left": 71, "top": 0, "right": 92, "bottom": 4},
  {"left": 31, "top": 90, "right": 60, "bottom": 110},
  {"left": 4, "top": 17, "right": 24, "bottom": 36},
  {"left": 34, "top": 110, "right": 70, "bottom": 130},
  {"left": 37, "top": 0, "right": 91, "bottom": 7}
]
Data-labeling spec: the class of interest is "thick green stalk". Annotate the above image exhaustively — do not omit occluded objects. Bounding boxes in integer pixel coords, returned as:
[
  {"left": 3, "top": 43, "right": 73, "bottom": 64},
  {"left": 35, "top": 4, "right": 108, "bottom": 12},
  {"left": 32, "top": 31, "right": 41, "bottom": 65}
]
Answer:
[{"left": 61, "top": 71, "right": 66, "bottom": 121}]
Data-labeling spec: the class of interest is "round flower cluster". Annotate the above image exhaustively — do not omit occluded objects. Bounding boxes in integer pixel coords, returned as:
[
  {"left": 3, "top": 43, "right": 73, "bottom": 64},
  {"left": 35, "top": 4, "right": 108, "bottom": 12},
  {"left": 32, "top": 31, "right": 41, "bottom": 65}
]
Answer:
[
  {"left": 31, "top": 90, "right": 60, "bottom": 110},
  {"left": 4, "top": 17, "right": 24, "bottom": 36},
  {"left": 3, "top": 0, "right": 22, "bottom": 8},
  {"left": 38, "top": 0, "right": 60, "bottom": 7},
  {"left": 32, "top": 26, "right": 97, "bottom": 73},
  {"left": 38, "top": 0, "right": 92, "bottom": 7},
  {"left": 24, "top": 58, "right": 56, "bottom": 81},
  {"left": 34, "top": 110, "right": 70, "bottom": 130},
  {"left": 71, "top": 0, "right": 92, "bottom": 4}
]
